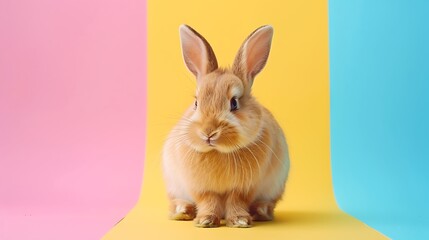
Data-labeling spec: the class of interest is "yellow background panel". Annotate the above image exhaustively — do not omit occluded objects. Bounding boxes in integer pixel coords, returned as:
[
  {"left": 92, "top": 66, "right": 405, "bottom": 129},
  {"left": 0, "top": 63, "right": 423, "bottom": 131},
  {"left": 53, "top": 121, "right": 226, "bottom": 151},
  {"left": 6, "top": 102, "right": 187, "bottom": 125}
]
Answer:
[{"left": 104, "top": 0, "right": 387, "bottom": 239}]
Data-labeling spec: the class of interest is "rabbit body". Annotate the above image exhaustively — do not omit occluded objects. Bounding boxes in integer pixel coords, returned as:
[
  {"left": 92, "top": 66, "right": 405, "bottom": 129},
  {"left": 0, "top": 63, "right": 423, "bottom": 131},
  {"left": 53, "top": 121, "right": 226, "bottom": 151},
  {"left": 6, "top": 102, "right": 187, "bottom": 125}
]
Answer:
[{"left": 162, "top": 25, "right": 290, "bottom": 228}]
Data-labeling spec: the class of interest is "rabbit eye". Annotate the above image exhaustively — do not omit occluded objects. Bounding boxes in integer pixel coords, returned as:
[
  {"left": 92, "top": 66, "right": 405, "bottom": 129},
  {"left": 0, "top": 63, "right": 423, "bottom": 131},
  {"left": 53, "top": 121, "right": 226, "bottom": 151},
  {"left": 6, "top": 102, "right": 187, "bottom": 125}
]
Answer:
[
  {"left": 194, "top": 100, "right": 198, "bottom": 109},
  {"left": 230, "top": 98, "right": 238, "bottom": 111}
]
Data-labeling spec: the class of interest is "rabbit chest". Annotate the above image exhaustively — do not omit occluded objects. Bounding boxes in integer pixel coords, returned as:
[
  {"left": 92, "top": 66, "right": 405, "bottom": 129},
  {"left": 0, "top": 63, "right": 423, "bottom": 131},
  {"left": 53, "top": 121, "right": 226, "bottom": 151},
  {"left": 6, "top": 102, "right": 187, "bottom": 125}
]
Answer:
[{"left": 180, "top": 143, "right": 272, "bottom": 194}]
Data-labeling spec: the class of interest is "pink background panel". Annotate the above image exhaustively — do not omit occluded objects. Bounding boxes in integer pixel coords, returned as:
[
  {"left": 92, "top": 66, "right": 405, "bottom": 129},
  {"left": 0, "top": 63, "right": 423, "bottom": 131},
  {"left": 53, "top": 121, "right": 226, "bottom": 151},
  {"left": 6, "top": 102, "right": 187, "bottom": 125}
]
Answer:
[{"left": 0, "top": 0, "right": 146, "bottom": 239}]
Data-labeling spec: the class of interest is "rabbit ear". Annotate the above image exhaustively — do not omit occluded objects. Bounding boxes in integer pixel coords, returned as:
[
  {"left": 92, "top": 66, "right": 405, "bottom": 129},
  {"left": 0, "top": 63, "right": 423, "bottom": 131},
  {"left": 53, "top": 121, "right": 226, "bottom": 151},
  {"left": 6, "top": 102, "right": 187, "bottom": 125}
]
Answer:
[
  {"left": 179, "top": 25, "right": 218, "bottom": 80},
  {"left": 233, "top": 25, "right": 273, "bottom": 87}
]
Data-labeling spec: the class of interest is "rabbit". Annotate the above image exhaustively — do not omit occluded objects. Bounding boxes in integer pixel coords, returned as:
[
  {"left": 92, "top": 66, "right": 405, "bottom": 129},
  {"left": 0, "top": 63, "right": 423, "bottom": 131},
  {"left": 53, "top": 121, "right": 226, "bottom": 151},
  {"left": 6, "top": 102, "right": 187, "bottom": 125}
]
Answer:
[{"left": 162, "top": 24, "right": 290, "bottom": 228}]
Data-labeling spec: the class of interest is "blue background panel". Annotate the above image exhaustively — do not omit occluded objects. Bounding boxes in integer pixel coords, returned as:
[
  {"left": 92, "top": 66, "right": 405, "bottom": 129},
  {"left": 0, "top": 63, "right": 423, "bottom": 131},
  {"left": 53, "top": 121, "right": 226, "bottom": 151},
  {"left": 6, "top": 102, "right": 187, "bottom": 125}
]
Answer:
[{"left": 329, "top": 0, "right": 429, "bottom": 239}]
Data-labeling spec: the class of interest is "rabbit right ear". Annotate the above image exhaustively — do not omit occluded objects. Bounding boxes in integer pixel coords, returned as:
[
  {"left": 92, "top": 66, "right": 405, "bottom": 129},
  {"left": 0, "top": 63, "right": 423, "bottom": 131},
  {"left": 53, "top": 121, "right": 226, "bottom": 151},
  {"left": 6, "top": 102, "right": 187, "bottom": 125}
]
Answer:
[
  {"left": 233, "top": 25, "right": 273, "bottom": 88},
  {"left": 179, "top": 25, "right": 218, "bottom": 80}
]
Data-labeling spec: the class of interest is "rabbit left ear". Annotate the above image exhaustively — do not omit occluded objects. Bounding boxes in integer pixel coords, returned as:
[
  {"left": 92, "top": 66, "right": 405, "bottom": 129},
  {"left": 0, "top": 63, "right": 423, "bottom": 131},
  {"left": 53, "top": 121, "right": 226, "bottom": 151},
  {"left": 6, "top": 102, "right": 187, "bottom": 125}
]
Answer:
[
  {"left": 179, "top": 25, "right": 218, "bottom": 81},
  {"left": 233, "top": 25, "right": 273, "bottom": 87}
]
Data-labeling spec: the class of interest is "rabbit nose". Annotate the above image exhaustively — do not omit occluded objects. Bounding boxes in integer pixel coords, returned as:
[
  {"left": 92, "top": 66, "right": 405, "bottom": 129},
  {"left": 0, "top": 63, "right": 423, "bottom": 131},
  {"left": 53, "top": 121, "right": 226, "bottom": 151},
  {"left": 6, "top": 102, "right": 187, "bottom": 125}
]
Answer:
[
  {"left": 199, "top": 130, "right": 220, "bottom": 143},
  {"left": 208, "top": 131, "right": 219, "bottom": 140}
]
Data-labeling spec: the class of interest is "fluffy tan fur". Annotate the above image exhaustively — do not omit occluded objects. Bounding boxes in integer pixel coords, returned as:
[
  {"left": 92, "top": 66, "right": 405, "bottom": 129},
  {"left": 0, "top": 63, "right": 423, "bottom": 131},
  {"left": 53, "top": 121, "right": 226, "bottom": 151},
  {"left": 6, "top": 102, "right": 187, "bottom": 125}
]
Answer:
[{"left": 162, "top": 25, "right": 290, "bottom": 228}]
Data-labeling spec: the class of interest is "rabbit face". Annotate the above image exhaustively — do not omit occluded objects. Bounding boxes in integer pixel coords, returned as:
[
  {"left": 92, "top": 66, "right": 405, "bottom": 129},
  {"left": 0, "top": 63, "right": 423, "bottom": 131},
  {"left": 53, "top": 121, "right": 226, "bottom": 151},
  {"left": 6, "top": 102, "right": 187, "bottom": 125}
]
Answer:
[{"left": 185, "top": 71, "right": 263, "bottom": 153}]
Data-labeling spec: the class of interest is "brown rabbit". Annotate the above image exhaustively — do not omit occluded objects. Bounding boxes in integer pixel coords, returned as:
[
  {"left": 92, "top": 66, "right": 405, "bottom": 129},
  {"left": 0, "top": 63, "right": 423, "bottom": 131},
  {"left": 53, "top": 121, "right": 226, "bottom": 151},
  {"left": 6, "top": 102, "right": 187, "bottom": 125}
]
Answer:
[{"left": 162, "top": 25, "right": 290, "bottom": 228}]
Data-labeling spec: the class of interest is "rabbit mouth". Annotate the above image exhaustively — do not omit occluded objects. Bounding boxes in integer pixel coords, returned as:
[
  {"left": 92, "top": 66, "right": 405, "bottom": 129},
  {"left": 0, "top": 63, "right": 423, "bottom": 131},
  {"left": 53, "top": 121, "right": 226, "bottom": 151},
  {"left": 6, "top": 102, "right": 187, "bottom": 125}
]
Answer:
[{"left": 193, "top": 142, "right": 216, "bottom": 153}]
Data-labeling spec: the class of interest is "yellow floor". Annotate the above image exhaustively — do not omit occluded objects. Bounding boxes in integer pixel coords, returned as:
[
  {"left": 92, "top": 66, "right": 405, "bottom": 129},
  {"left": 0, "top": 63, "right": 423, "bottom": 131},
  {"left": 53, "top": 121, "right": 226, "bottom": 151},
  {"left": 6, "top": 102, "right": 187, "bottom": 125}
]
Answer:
[{"left": 104, "top": 1, "right": 388, "bottom": 239}]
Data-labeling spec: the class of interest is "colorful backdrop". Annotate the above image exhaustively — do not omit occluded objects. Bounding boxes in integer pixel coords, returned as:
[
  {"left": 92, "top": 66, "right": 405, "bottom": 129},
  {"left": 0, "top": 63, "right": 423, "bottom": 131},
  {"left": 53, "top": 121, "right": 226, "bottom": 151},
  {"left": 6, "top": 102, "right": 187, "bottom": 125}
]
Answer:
[
  {"left": 329, "top": 0, "right": 429, "bottom": 239},
  {"left": 1, "top": 0, "right": 428, "bottom": 239},
  {"left": 0, "top": 1, "right": 146, "bottom": 239}
]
